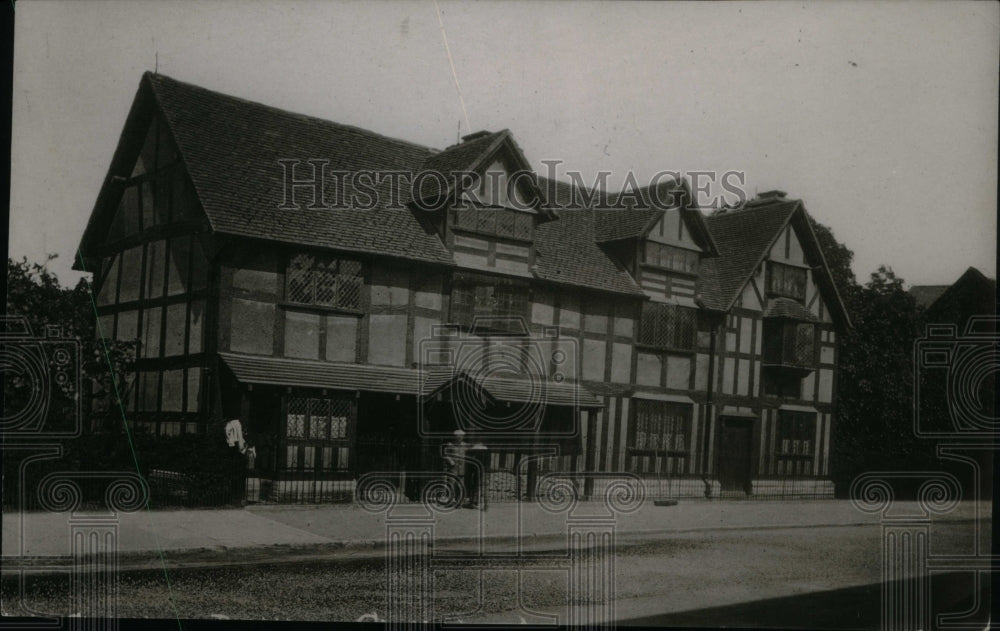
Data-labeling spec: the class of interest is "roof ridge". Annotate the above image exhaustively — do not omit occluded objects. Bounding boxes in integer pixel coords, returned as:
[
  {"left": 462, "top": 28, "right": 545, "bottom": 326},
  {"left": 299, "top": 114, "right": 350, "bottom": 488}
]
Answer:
[{"left": 143, "top": 71, "right": 439, "bottom": 156}]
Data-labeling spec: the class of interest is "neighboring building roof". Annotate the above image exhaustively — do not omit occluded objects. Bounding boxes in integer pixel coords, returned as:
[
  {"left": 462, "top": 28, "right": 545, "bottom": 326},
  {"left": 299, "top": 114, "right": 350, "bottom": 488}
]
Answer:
[
  {"left": 923, "top": 266, "right": 997, "bottom": 329},
  {"left": 908, "top": 285, "right": 949, "bottom": 309}
]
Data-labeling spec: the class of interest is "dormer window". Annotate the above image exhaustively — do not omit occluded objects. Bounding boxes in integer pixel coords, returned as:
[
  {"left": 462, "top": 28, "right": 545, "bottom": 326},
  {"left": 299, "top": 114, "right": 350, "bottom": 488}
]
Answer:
[
  {"left": 766, "top": 261, "right": 807, "bottom": 302},
  {"left": 642, "top": 242, "right": 699, "bottom": 275},
  {"left": 451, "top": 207, "right": 533, "bottom": 242}
]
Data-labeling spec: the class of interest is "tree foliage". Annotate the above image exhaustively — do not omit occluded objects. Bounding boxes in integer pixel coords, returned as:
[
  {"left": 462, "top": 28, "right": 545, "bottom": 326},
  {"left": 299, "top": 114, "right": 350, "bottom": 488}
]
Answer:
[
  {"left": 5, "top": 255, "right": 136, "bottom": 433},
  {"left": 830, "top": 266, "right": 935, "bottom": 492}
]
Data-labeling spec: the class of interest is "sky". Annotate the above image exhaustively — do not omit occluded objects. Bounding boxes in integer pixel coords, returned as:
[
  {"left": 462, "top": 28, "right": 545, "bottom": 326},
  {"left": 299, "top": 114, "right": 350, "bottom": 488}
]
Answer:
[{"left": 9, "top": 0, "right": 998, "bottom": 289}]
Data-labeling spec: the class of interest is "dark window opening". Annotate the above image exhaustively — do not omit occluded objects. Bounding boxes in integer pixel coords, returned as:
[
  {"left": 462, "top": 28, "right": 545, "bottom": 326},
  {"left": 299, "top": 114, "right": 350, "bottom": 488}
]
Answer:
[
  {"left": 627, "top": 400, "right": 692, "bottom": 474},
  {"left": 762, "top": 320, "right": 815, "bottom": 368},
  {"left": 449, "top": 275, "right": 530, "bottom": 334},
  {"left": 775, "top": 410, "right": 815, "bottom": 475},
  {"left": 285, "top": 395, "right": 354, "bottom": 471},
  {"left": 638, "top": 303, "right": 697, "bottom": 351},
  {"left": 643, "top": 242, "right": 699, "bottom": 275}
]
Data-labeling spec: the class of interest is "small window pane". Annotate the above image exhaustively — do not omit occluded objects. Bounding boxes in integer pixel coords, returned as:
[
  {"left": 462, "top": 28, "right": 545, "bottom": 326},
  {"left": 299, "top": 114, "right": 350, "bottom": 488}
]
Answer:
[
  {"left": 287, "top": 414, "right": 305, "bottom": 438},
  {"left": 188, "top": 300, "right": 205, "bottom": 354},
  {"left": 97, "top": 314, "right": 115, "bottom": 341},
  {"left": 141, "top": 180, "right": 155, "bottom": 229},
  {"left": 155, "top": 172, "right": 171, "bottom": 224},
  {"left": 145, "top": 240, "right": 165, "bottom": 298},
  {"left": 142, "top": 307, "right": 162, "bottom": 358},
  {"left": 230, "top": 298, "right": 274, "bottom": 356},
  {"left": 120, "top": 186, "right": 140, "bottom": 236},
  {"left": 138, "top": 371, "right": 159, "bottom": 411},
  {"left": 190, "top": 238, "right": 207, "bottom": 291},
  {"left": 325, "top": 315, "right": 357, "bottom": 362},
  {"left": 186, "top": 367, "right": 202, "bottom": 413},
  {"left": 164, "top": 302, "right": 187, "bottom": 356},
  {"left": 116, "top": 310, "right": 138, "bottom": 342},
  {"left": 96, "top": 255, "right": 120, "bottom": 306},
  {"left": 284, "top": 310, "right": 320, "bottom": 359},
  {"left": 161, "top": 369, "right": 184, "bottom": 412},
  {"left": 118, "top": 246, "right": 144, "bottom": 303},
  {"left": 167, "top": 236, "right": 191, "bottom": 296}
]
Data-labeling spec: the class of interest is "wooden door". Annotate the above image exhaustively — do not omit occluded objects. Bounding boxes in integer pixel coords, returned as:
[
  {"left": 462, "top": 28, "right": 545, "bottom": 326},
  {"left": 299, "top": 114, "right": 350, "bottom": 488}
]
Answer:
[{"left": 718, "top": 418, "right": 753, "bottom": 494}]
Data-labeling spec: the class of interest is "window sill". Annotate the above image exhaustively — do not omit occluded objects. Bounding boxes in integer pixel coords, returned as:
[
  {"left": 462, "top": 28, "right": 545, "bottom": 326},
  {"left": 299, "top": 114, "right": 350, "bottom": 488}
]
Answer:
[
  {"left": 634, "top": 344, "right": 697, "bottom": 355},
  {"left": 639, "top": 264, "right": 699, "bottom": 278},
  {"left": 279, "top": 302, "right": 363, "bottom": 317}
]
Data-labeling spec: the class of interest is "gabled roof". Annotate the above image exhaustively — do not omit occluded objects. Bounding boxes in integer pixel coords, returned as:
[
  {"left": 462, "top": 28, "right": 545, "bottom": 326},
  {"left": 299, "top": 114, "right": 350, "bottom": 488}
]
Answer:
[
  {"left": 699, "top": 201, "right": 799, "bottom": 311},
  {"left": 534, "top": 178, "right": 646, "bottom": 296},
  {"left": 414, "top": 130, "right": 548, "bottom": 215},
  {"left": 923, "top": 266, "right": 997, "bottom": 323},
  {"left": 699, "top": 199, "right": 851, "bottom": 328},
  {"left": 77, "top": 72, "right": 455, "bottom": 268},
  {"left": 591, "top": 179, "right": 718, "bottom": 255}
]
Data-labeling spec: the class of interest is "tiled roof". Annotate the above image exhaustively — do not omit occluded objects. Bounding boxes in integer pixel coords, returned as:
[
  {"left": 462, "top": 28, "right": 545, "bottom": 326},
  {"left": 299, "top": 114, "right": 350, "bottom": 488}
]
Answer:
[
  {"left": 699, "top": 201, "right": 800, "bottom": 311},
  {"left": 534, "top": 178, "right": 646, "bottom": 296},
  {"left": 146, "top": 73, "right": 455, "bottom": 265},
  {"left": 593, "top": 179, "right": 686, "bottom": 242},
  {"left": 219, "top": 352, "right": 601, "bottom": 407},
  {"left": 414, "top": 131, "right": 507, "bottom": 201}
]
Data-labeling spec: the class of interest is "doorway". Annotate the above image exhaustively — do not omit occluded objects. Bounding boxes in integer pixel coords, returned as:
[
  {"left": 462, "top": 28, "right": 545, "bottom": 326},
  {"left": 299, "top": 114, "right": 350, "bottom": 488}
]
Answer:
[{"left": 718, "top": 417, "right": 753, "bottom": 495}]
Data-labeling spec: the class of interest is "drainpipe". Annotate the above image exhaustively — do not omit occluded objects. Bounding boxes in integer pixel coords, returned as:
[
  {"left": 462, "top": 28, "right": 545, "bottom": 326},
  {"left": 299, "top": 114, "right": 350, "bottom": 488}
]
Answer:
[{"left": 701, "top": 313, "right": 719, "bottom": 497}]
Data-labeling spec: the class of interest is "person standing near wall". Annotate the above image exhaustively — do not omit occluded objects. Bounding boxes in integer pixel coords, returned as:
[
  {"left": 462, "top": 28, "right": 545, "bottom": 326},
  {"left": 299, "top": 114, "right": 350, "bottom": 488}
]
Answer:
[{"left": 442, "top": 429, "right": 468, "bottom": 508}]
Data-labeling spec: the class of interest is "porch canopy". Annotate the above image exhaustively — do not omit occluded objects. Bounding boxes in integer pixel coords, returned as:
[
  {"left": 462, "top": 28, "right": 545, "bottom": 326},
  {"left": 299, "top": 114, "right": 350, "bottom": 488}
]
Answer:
[{"left": 218, "top": 352, "right": 602, "bottom": 408}]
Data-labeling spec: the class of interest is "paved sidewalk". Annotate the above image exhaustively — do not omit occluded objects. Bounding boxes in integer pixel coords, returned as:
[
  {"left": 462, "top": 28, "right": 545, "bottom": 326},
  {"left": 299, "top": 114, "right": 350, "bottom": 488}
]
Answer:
[{"left": 2, "top": 499, "right": 989, "bottom": 570}]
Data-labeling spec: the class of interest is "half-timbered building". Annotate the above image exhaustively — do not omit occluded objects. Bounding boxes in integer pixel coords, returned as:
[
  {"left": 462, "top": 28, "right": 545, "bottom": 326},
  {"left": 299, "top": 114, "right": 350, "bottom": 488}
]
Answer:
[{"left": 76, "top": 73, "right": 850, "bottom": 500}]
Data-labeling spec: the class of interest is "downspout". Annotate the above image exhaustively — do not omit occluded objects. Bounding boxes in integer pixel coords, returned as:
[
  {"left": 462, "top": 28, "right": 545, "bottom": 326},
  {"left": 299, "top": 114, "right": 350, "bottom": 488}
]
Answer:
[{"left": 701, "top": 313, "right": 719, "bottom": 497}]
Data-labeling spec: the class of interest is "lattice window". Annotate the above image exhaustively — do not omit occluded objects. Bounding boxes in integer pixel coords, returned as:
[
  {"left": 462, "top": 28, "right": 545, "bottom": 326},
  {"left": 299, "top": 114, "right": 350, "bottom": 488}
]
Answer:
[
  {"left": 763, "top": 320, "right": 815, "bottom": 367},
  {"left": 449, "top": 275, "right": 530, "bottom": 333},
  {"left": 627, "top": 401, "right": 692, "bottom": 475},
  {"left": 286, "top": 254, "right": 362, "bottom": 309},
  {"left": 451, "top": 207, "right": 534, "bottom": 241},
  {"left": 643, "top": 242, "right": 699, "bottom": 274},
  {"left": 286, "top": 397, "right": 307, "bottom": 438},
  {"left": 767, "top": 262, "right": 807, "bottom": 301},
  {"left": 638, "top": 303, "right": 696, "bottom": 350},
  {"left": 329, "top": 398, "right": 352, "bottom": 439},
  {"left": 308, "top": 398, "right": 330, "bottom": 439},
  {"left": 776, "top": 410, "right": 815, "bottom": 476}
]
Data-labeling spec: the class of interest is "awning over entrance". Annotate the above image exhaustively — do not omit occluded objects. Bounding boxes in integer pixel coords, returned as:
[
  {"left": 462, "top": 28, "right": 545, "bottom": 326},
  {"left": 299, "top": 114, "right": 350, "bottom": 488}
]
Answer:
[
  {"left": 219, "top": 352, "right": 424, "bottom": 395},
  {"left": 218, "top": 353, "right": 603, "bottom": 407},
  {"left": 423, "top": 372, "right": 604, "bottom": 408}
]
